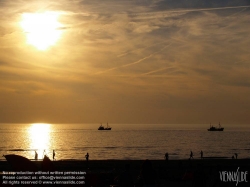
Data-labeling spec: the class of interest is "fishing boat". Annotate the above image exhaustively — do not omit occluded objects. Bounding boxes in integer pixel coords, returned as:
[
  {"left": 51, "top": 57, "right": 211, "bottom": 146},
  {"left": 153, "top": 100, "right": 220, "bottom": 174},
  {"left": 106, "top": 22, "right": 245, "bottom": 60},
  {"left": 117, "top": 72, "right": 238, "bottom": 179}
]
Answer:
[
  {"left": 98, "top": 123, "right": 111, "bottom": 130},
  {"left": 207, "top": 122, "right": 224, "bottom": 131}
]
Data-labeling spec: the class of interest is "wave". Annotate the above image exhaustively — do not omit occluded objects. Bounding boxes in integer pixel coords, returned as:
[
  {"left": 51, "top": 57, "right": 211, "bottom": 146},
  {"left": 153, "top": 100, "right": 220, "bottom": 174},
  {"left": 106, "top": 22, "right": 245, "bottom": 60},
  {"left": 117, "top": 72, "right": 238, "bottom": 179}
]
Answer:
[
  {"left": 72, "top": 146, "right": 156, "bottom": 150},
  {"left": 0, "top": 149, "right": 37, "bottom": 151},
  {"left": 12, "top": 149, "right": 37, "bottom": 151}
]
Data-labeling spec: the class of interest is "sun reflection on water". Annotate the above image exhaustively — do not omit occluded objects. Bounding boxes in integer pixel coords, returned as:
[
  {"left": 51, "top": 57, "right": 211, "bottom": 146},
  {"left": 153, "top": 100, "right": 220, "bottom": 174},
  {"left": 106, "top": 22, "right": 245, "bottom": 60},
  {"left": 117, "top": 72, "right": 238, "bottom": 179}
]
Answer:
[{"left": 28, "top": 123, "right": 51, "bottom": 159}]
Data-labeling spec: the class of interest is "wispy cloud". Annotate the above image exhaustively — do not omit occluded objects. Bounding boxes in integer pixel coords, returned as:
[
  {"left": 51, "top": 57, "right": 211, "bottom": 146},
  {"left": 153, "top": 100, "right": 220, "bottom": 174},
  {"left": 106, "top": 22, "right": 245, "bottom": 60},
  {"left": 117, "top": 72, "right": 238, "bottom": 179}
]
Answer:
[
  {"left": 140, "top": 66, "right": 174, "bottom": 76},
  {"left": 94, "top": 43, "right": 172, "bottom": 75}
]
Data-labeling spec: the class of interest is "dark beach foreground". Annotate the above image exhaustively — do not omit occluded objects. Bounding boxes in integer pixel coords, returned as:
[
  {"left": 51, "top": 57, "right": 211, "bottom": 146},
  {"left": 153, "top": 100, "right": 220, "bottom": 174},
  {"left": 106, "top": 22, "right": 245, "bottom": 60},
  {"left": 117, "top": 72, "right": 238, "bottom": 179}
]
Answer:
[{"left": 1, "top": 159, "right": 250, "bottom": 186}]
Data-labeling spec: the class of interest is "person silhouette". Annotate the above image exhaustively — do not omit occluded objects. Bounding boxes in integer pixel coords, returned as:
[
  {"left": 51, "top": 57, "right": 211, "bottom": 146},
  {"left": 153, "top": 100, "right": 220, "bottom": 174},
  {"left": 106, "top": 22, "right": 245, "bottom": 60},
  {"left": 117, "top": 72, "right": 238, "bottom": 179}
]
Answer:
[
  {"left": 35, "top": 151, "right": 38, "bottom": 160},
  {"left": 200, "top": 150, "right": 203, "bottom": 159},
  {"left": 235, "top": 153, "right": 238, "bottom": 159},
  {"left": 165, "top": 152, "right": 169, "bottom": 161},
  {"left": 85, "top": 152, "right": 89, "bottom": 161},
  {"left": 42, "top": 149, "right": 46, "bottom": 158},
  {"left": 85, "top": 152, "right": 89, "bottom": 168},
  {"left": 53, "top": 150, "right": 56, "bottom": 160},
  {"left": 190, "top": 151, "right": 193, "bottom": 159}
]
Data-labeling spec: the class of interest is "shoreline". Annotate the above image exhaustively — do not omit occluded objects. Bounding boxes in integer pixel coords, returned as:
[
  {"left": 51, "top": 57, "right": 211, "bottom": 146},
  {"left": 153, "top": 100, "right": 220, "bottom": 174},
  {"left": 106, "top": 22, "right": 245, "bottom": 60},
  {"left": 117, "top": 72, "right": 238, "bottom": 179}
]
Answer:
[
  {"left": 1, "top": 158, "right": 249, "bottom": 171},
  {"left": 2, "top": 155, "right": 249, "bottom": 161}
]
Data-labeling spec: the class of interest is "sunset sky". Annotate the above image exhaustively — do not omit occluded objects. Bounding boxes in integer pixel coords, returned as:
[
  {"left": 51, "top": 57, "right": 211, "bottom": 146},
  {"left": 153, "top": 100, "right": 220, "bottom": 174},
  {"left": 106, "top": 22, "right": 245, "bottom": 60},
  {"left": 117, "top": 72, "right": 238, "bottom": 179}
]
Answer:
[{"left": 1, "top": 0, "right": 250, "bottom": 124}]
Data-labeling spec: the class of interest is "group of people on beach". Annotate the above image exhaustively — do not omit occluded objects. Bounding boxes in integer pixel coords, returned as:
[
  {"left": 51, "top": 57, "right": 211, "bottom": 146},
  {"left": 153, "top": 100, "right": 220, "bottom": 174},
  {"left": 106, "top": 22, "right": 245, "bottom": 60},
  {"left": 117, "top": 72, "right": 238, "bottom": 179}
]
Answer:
[
  {"left": 34, "top": 150, "right": 56, "bottom": 160},
  {"left": 165, "top": 150, "right": 239, "bottom": 160},
  {"left": 189, "top": 150, "right": 238, "bottom": 160},
  {"left": 164, "top": 150, "right": 203, "bottom": 160},
  {"left": 189, "top": 150, "right": 204, "bottom": 159},
  {"left": 34, "top": 151, "right": 90, "bottom": 162},
  {"left": 34, "top": 150, "right": 239, "bottom": 161}
]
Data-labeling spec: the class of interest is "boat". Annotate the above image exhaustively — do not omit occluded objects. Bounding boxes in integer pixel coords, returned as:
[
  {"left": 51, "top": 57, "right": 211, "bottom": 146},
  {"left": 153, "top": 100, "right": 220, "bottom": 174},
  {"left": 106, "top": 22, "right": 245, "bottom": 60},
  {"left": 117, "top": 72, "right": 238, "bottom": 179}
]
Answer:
[
  {"left": 207, "top": 122, "right": 224, "bottom": 131},
  {"left": 98, "top": 123, "right": 111, "bottom": 130}
]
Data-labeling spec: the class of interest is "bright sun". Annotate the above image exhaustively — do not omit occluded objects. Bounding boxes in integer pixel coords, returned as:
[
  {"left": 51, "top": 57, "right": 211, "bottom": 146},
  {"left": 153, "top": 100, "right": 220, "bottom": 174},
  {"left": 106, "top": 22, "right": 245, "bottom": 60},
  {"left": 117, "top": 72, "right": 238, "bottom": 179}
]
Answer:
[{"left": 20, "top": 12, "right": 63, "bottom": 50}]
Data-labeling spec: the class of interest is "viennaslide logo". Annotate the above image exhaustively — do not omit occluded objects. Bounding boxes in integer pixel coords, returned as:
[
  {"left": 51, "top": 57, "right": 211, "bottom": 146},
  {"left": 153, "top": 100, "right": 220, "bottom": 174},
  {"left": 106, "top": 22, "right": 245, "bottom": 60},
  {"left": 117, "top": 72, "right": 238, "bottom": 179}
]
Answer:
[{"left": 219, "top": 167, "right": 248, "bottom": 186}]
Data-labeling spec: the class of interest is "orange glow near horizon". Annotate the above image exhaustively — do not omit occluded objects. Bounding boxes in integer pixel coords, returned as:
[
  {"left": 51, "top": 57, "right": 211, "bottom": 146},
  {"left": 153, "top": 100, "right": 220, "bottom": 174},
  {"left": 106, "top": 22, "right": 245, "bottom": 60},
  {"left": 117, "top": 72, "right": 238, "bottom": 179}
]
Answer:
[
  {"left": 28, "top": 123, "right": 51, "bottom": 159},
  {"left": 20, "top": 12, "right": 63, "bottom": 50}
]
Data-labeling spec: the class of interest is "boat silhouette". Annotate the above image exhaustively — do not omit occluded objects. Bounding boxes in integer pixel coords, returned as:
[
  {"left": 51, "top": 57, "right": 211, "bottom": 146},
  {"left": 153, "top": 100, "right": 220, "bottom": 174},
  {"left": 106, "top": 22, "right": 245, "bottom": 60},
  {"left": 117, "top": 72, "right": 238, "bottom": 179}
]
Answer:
[
  {"left": 208, "top": 122, "right": 224, "bottom": 131},
  {"left": 98, "top": 123, "right": 111, "bottom": 130}
]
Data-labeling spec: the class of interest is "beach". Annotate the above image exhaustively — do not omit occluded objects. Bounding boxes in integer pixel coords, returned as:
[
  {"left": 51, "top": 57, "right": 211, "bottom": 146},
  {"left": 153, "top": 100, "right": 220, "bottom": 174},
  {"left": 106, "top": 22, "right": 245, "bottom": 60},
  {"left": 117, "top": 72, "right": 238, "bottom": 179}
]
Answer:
[{"left": 1, "top": 159, "right": 249, "bottom": 186}]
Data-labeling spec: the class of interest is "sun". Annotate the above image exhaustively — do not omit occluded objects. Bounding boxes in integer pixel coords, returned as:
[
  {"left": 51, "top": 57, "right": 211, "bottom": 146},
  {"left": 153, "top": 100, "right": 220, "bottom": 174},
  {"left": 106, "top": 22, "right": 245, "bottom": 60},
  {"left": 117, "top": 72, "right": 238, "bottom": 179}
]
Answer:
[{"left": 20, "top": 11, "right": 63, "bottom": 50}]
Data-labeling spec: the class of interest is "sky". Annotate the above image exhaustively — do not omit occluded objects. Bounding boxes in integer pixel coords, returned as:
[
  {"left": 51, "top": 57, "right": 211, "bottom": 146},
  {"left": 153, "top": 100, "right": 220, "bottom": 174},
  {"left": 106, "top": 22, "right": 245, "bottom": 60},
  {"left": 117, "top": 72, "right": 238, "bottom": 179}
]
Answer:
[{"left": 0, "top": 0, "right": 250, "bottom": 124}]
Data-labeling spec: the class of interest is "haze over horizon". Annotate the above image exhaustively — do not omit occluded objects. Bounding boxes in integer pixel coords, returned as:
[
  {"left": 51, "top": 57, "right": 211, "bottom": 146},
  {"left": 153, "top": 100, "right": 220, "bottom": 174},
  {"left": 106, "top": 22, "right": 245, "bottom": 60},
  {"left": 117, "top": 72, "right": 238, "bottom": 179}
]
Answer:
[{"left": 1, "top": 0, "right": 250, "bottom": 124}]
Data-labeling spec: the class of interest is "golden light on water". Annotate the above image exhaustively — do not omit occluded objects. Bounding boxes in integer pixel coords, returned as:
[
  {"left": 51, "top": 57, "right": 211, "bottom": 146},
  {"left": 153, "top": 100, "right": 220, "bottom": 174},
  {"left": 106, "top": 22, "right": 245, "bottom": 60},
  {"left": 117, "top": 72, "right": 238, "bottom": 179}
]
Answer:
[
  {"left": 28, "top": 123, "right": 51, "bottom": 159},
  {"left": 20, "top": 12, "right": 63, "bottom": 50}
]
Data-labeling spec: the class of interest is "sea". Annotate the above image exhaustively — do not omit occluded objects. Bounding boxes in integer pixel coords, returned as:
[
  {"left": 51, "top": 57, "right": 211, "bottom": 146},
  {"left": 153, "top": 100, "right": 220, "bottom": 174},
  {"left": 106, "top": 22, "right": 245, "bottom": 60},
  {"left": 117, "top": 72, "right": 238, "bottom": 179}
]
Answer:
[{"left": 0, "top": 123, "right": 249, "bottom": 161}]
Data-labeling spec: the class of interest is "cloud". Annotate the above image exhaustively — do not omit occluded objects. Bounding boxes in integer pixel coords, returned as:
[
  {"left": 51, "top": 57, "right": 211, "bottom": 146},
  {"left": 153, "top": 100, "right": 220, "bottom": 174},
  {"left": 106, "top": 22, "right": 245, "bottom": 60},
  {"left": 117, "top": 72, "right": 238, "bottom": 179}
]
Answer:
[
  {"left": 94, "top": 42, "right": 172, "bottom": 75},
  {"left": 0, "top": 0, "right": 250, "bottom": 123},
  {"left": 153, "top": 0, "right": 250, "bottom": 10}
]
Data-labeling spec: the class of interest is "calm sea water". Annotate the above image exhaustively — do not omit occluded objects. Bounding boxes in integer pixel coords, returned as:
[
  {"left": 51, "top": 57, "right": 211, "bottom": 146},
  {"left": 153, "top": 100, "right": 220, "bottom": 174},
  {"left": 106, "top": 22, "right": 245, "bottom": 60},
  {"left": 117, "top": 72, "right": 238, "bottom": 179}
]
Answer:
[{"left": 0, "top": 123, "right": 249, "bottom": 160}]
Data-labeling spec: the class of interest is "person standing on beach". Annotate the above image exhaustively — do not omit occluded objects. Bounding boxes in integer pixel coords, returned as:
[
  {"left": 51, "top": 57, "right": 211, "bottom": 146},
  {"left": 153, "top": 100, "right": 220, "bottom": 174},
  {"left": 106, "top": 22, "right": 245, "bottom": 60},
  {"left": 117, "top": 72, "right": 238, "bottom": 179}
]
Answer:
[
  {"left": 53, "top": 150, "right": 56, "bottom": 160},
  {"left": 200, "top": 150, "right": 203, "bottom": 159},
  {"left": 190, "top": 151, "right": 193, "bottom": 159},
  {"left": 85, "top": 153, "right": 89, "bottom": 168},
  {"left": 35, "top": 151, "right": 38, "bottom": 160},
  {"left": 85, "top": 152, "right": 89, "bottom": 161},
  {"left": 42, "top": 149, "right": 46, "bottom": 158},
  {"left": 165, "top": 152, "right": 169, "bottom": 161}
]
